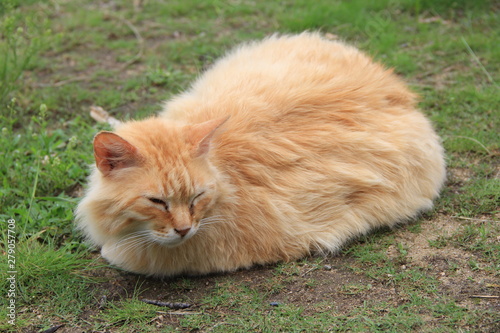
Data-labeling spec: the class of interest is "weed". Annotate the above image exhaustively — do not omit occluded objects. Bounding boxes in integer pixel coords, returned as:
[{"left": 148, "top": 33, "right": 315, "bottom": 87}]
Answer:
[{"left": 0, "top": 0, "right": 52, "bottom": 106}]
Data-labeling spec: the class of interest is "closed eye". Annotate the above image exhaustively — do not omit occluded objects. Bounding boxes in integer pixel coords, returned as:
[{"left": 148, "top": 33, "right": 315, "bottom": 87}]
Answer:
[
  {"left": 148, "top": 198, "right": 169, "bottom": 210},
  {"left": 190, "top": 191, "right": 205, "bottom": 211},
  {"left": 194, "top": 191, "right": 205, "bottom": 201}
]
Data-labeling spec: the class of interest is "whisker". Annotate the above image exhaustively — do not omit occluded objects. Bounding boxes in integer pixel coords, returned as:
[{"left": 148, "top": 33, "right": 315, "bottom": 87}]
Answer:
[
  {"left": 113, "top": 231, "right": 151, "bottom": 250},
  {"left": 112, "top": 230, "right": 153, "bottom": 254},
  {"left": 144, "top": 239, "right": 157, "bottom": 252},
  {"left": 116, "top": 230, "right": 151, "bottom": 242},
  {"left": 198, "top": 216, "right": 235, "bottom": 233},
  {"left": 199, "top": 221, "right": 226, "bottom": 227},
  {"left": 200, "top": 215, "right": 227, "bottom": 221},
  {"left": 118, "top": 237, "right": 150, "bottom": 254},
  {"left": 199, "top": 216, "right": 229, "bottom": 225},
  {"left": 200, "top": 217, "right": 225, "bottom": 222}
]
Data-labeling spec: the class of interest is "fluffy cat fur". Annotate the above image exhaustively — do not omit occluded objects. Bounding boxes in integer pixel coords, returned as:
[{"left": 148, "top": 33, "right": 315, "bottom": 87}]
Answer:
[{"left": 76, "top": 32, "right": 446, "bottom": 277}]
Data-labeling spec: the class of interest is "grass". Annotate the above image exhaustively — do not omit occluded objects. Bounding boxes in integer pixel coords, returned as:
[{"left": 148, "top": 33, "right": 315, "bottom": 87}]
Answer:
[{"left": 1, "top": 0, "right": 499, "bottom": 332}]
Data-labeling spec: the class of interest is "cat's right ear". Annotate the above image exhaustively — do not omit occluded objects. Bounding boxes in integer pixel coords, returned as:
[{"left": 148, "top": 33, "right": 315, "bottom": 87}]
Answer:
[
  {"left": 188, "top": 116, "right": 229, "bottom": 158},
  {"left": 93, "top": 132, "right": 139, "bottom": 176}
]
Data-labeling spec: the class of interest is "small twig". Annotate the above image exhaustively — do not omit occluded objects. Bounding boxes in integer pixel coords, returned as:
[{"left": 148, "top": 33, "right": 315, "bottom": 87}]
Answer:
[
  {"left": 52, "top": 76, "right": 88, "bottom": 87},
  {"left": 206, "top": 322, "right": 237, "bottom": 332},
  {"left": 461, "top": 37, "right": 498, "bottom": 87},
  {"left": 300, "top": 266, "right": 318, "bottom": 277},
  {"left": 35, "top": 76, "right": 88, "bottom": 88},
  {"left": 54, "top": 313, "right": 94, "bottom": 327},
  {"left": 40, "top": 324, "right": 64, "bottom": 333},
  {"left": 300, "top": 259, "right": 325, "bottom": 277},
  {"left": 141, "top": 298, "right": 191, "bottom": 309},
  {"left": 451, "top": 216, "right": 496, "bottom": 223},
  {"left": 113, "top": 15, "right": 144, "bottom": 69},
  {"left": 156, "top": 310, "right": 201, "bottom": 315},
  {"left": 470, "top": 295, "right": 500, "bottom": 299},
  {"left": 90, "top": 105, "right": 122, "bottom": 127},
  {"left": 486, "top": 284, "right": 500, "bottom": 288}
]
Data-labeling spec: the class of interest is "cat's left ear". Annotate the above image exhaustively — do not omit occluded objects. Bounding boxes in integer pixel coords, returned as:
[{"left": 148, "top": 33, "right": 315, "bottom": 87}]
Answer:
[
  {"left": 93, "top": 131, "right": 140, "bottom": 176},
  {"left": 188, "top": 117, "right": 229, "bottom": 157}
]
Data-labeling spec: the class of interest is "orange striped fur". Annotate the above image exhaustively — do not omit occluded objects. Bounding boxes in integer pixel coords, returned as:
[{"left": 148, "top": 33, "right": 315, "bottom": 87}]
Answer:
[{"left": 76, "top": 33, "right": 445, "bottom": 276}]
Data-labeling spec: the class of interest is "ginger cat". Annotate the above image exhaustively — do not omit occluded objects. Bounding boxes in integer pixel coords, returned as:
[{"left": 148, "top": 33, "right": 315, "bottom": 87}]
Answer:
[{"left": 76, "top": 32, "right": 446, "bottom": 277}]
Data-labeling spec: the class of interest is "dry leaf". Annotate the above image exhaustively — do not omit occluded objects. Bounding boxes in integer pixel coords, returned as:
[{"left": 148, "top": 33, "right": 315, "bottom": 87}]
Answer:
[{"left": 90, "top": 106, "right": 121, "bottom": 128}]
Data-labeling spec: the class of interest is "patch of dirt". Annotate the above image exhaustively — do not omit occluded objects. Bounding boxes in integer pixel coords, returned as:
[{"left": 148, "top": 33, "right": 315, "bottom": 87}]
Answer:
[
  {"left": 392, "top": 215, "right": 499, "bottom": 312},
  {"left": 23, "top": 213, "right": 500, "bottom": 332},
  {"left": 392, "top": 215, "right": 462, "bottom": 266}
]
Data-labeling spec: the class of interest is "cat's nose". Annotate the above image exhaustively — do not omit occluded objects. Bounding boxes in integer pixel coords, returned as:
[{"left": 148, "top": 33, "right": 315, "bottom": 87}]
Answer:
[{"left": 174, "top": 227, "right": 191, "bottom": 237}]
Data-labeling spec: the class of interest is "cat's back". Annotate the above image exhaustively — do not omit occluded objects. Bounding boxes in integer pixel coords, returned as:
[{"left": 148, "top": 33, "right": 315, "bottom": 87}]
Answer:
[
  {"left": 163, "top": 32, "right": 416, "bottom": 123},
  {"left": 162, "top": 32, "right": 445, "bottom": 208}
]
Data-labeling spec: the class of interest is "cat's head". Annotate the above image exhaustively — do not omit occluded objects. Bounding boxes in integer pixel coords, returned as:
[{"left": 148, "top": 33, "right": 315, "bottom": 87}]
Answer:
[{"left": 76, "top": 116, "right": 228, "bottom": 249}]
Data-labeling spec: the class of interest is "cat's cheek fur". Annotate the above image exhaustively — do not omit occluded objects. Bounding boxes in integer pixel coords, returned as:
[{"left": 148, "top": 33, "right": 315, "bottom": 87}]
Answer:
[{"left": 101, "top": 241, "right": 137, "bottom": 270}]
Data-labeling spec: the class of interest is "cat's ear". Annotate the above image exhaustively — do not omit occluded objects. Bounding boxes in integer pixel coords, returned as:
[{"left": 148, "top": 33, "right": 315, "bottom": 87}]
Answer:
[
  {"left": 93, "top": 131, "right": 139, "bottom": 175},
  {"left": 188, "top": 117, "right": 229, "bottom": 157}
]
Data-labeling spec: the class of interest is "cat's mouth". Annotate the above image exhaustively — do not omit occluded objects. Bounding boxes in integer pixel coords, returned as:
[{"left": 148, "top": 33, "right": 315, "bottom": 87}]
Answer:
[{"left": 148, "top": 228, "right": 197, "bottom": 248}]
